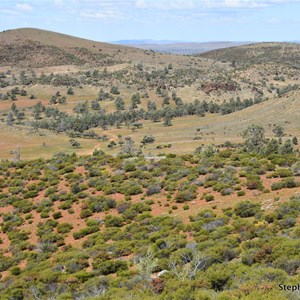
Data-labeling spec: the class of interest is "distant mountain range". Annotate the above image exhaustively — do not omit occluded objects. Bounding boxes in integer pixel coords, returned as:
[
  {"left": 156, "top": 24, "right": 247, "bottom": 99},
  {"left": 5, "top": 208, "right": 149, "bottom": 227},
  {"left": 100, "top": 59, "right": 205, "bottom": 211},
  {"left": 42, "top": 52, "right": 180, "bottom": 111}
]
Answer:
[
  {"left": 112, "top": 39, "right": 186, "bottom": 45},
  {"left": 112, "top": 40, "right": 254, "bottom": 55}
]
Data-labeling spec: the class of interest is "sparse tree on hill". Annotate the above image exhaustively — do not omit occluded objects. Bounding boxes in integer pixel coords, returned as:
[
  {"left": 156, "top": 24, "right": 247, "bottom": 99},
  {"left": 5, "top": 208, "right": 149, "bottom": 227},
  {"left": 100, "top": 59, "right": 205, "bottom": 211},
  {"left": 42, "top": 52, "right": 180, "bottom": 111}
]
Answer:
[
  {"left": 279, "top": 139, "right": 294, "bottom": 154},
  {"left": 110, "top": 86, "right": 120, "bottom": 95},
  {"left": 163, "top": 96, "right": 170, "bottom": 106},
  {"left": 121, "top": 137, "right": 141, "bottom": 156},
  {"left": 6, "top": 112, "right": 14, "bottom": 126},
  {"left": 147, "top": 101, "right": 157, "bottom": 111},
  {"left": 58, "top": 96, "right": 67, "bottom": 104},
  {"left": 69, "top": 139, "right": 80, "bottom": 148},
  {"left": 243, "top": 125, "right": 266, "bottom": 153},
  {"left": 264, "top": 139, "right": 279, "bottom": 155},
  {"left": 292, "top": 137, "right": 298, "bottom": 145},
  {"left": 16, "top": 111, "right": 25, "bottom": 123},
  {"left": 12, "top": 147, "right": 20, "bottom": 161},
  {"left": 11, "top": 103, "right": 18, "bottom": 114},
  {"left": 115, "top": 97, "right": 125, "bottom": 111},
  {"left": 169, "top": 248, "right": 206, "bottom": 281},
  {"left": 108, "top": 141, "right": 117, "bottom": 148},
  {"left": 163, "top": 115, "right": 172, "bottom": 127},
  {"left": 49, "top": 95, "right": 57, "bottom": 105},
  {"left": 141, "top": 135, "right": 155, "bottom": 145},
  {"left": 137, "top": 247, "right": 158, "bottom": 285},
  {"left": 91, "top": 100, "right": 101, "bottom": 111},
  {"left": 73, "top": 101, "right": 88, "bottom": 115},
  {"left": 273, "top": 125, "right": 285, "bottom": 137},
  {"left": 32, "top": 102, "right": 44, "bottom": 120},
  {"left": 67, "top": 87, "right": 74, "bottom": 95}
]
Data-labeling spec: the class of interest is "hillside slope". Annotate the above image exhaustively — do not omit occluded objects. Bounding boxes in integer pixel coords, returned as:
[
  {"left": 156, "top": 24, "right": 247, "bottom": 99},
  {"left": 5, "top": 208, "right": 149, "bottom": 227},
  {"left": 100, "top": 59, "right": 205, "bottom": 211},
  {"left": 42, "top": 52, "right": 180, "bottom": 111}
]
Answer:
[
  {"left": 0, "top": 28, "right": 192, "bottom": 68},
  {"left": 198, "top": 42, "right": 300, "bottom": 65},
  {"left": 202, "top": 89, "right": 300, "bottom": 137}
]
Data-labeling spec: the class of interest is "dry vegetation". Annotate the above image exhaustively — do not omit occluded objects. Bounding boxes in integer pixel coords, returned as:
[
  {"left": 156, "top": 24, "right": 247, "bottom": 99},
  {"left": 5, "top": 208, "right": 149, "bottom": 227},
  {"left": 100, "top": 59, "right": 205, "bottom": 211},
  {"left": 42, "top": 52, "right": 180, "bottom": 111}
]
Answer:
[
  {"left": 0, "top": 29, "right": 299, "bottom": 159},
  {"left": 0, "top": 28, "right": 299, "bottom": 299}
]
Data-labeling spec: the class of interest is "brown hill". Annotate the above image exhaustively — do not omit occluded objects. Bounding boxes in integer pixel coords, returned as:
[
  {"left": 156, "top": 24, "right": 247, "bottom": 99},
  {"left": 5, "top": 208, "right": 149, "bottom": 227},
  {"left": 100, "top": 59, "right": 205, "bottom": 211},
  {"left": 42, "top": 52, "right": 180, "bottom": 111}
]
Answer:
[
  {"left": 0, "top": 28, "right": 190, "bottom": 68},
  {"left": 198, "top": 42, "right": 300, "bottom": 66}
]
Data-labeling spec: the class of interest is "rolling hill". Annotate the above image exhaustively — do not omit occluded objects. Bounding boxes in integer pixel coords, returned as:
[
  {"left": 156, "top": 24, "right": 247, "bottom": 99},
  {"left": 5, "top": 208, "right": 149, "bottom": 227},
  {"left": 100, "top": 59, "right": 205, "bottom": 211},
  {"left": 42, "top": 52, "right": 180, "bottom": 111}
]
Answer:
[
  {"left": 198, "top": 42, "right": 300, "bottom": 66},
  {"left": 0, "top": 28, "right": 193, "bottom": 68},
  {"left": 0, "top": 28, "right": 300, "bottom": 160}
]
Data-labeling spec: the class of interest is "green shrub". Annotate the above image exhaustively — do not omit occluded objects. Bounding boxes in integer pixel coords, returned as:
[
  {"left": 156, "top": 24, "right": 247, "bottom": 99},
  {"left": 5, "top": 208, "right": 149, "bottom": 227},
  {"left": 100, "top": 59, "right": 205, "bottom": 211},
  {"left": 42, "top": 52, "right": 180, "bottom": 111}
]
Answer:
[
  {"left": 124, "top": 163, "right": 136, "bottom": 172},
  {"left": 53, "top": 211, "right": 62, "bottom": 219},
  {"left": 73, "top": 226, "right": 98, "bottom": 239},
  {"left": 120, "top": 181, "right": 142, "bottom": 196},
  {"left": 11, "top": 266, "right": 21, "bottom": 276},
  {"left": 237, "top": 190, "right": 245, "bottom": 197},
  {"left": 94, "top": 260, "right": 128, "bottom": 275},
  {"left": 234, "top": 201, "right": 260, "bottom": 218},
  {"left": 205, "top": 195, "right": 214, "bottom": 202},
  {"left": 80, "top": 209, "right": 93, "bottom": 219},
  {"left": 270, "top": 168, "right": 293, "bottom": 178},
  {"left": 183, "top": 204, "right": 189, "bottom": 210},
  {"left": 104, "top": 215, "right": 124, "bottom": 227},
  {"left": 271, "top": 178, "right": 298, "bottom": 190},
  {"left": 175, "top": 189, "right": 196, "bottom": 203},
  {"left": 40, "top": 211, "right": 49, "bottom": 218},
  {"left": 246, "top": 174, "right": 263, "bottom": 190},
  {"left": 57, "top": 223, "right": 73, "bottom": 234}
]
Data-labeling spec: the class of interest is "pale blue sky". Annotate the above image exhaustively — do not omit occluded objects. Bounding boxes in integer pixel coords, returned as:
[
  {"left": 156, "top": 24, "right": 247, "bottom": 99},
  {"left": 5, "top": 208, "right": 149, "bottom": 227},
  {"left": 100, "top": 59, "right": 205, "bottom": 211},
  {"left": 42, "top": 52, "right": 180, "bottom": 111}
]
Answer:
[{"left": 0, "top": 0, "right": 300, "bottom": 42}]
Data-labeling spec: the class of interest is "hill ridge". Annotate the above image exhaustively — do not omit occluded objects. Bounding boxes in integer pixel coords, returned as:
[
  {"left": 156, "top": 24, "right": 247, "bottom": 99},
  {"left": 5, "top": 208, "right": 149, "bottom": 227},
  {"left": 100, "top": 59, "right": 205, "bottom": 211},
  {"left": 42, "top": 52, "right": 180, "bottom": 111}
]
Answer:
[{"left": 198, "top": 41, "right": 300, "bottom": 65}]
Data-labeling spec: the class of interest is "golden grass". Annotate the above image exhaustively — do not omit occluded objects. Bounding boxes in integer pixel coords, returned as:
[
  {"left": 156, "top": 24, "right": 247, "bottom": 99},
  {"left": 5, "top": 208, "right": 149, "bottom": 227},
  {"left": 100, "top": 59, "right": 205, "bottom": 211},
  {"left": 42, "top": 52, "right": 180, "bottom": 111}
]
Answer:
[
  {"left": 1, "top": 85, "right": 299, "bottom": 160},
  {"left": 0, "top": 124, "right": 98, "bottom": 160}
]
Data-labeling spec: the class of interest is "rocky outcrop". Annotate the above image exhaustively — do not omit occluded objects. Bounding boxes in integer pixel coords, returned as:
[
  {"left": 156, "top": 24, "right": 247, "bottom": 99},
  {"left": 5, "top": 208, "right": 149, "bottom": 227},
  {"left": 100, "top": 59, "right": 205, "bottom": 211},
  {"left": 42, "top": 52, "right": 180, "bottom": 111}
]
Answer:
[{"left": 201, "top": 82, "right": 237, "bottom": 94}]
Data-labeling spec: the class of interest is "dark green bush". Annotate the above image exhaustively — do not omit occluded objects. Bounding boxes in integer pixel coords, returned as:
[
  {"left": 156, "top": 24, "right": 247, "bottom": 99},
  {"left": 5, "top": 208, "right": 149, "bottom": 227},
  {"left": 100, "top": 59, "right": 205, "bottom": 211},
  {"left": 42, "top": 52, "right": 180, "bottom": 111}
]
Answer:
[{"left": 234, "top": 201, "right": 260, "bottom": 218}]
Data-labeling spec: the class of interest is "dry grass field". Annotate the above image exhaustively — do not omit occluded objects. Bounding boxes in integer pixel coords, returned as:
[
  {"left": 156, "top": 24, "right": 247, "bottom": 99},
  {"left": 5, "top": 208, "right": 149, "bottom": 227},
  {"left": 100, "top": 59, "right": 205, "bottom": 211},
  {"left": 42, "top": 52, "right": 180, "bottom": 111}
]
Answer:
[{"left": 0, "top": 28, "right": 299, "bottom": 162}]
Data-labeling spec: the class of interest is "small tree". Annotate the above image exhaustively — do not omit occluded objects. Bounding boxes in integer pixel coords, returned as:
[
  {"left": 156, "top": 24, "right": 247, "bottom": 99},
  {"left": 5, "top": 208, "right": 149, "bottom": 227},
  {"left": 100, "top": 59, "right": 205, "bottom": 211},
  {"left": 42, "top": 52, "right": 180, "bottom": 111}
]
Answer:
[
  {"left": 243, "top": 125, "right": 265, "bottom": 153},
  {"left": 32, "top": 102, "right": 45, "bottom": 120},
  {"left": 163, "top": 115, "right": 172, "bottom": 127},
  {"left": 6, "top": 112, "right": 14, "bottom": 126},
  {"left": 13, "top": 147, "right": 21, "bottom": 161},
  {"left": 121, "top": 137, "right": 141, "bottom": 156},
  {"left": 69, "top": 139, "right": 80, "bottom": 148},
  {"left": 67, "top": 87, "right": 74, "bottom": 95},
  {"left": 16, "top": 111, "right": 25, "bottom": 123},
  {"left": 141, "top": 135, "right": 155, "bottom": 145},
  {"left": 169, "top": 248, "right": 206, "bottom": 281},
  {"left": 279, "top": 139, "right": 294, "bottom": 154},
  {"left": 108, "top": 141, "right": 117, "bottom": 148},
  {"left": 73, "top": 101, "right": 88, "bottom": 115},
  {"left": 264, "top": 139, "right": 279, "bottom": 155},
  {"left": 49, "top": 95, "right": 57, "bottom": 105},
  {"left": 115, "top": 97, "right": 125, "bottom": 111},
  {"left": 11, "top": 103, "right": 18, "bottom": 114},
  {"left": 91, "top": 100, "right": 101, "bottom": 110},
  {"left": 110, "top": 86, "right": 120, "bottom": 95},
  {"left": 137, "top": 248, "right": 158, "bottom": 286},
  {"left": 163, "top": 96, "right": 170, "bottom": 106},
  {"left": 273, "top": 125, "right": 284, "bottom": 137},
  {"left": 57, "top": 96, "right": 67, "bottom": 104},
  {"left": 292, "top": 137, "right": 298, "bottom": 145}
]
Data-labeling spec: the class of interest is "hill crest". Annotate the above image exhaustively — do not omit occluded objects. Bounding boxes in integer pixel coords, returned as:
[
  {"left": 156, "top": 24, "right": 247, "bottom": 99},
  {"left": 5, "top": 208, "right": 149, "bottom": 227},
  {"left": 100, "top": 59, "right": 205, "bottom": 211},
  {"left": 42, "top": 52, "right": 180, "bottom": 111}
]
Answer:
[{"left": 0, "top": 28, "right": 153, "bottom": 68}]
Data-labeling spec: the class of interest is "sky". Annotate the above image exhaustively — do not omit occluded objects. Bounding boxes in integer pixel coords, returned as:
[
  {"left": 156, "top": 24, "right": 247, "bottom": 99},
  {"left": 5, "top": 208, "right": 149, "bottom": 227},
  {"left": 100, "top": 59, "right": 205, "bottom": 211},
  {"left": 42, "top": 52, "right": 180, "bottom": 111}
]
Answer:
[{"left": 0, "top": 0, "right": 300, "bottom": 42}]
